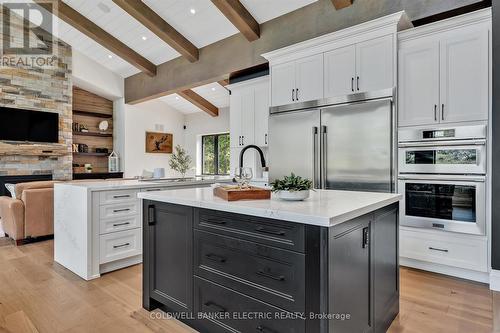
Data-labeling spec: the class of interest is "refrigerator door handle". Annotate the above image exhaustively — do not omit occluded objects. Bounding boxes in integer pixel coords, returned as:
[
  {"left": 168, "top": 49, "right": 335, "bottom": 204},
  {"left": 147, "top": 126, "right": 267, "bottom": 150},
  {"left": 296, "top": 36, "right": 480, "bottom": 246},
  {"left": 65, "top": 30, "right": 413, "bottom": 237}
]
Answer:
[
  {"left": 321, "top": 125, "right": 327, "bottom": 189},
  {"left": 312, "top": 127, "right": 318, "bottom": 189}
]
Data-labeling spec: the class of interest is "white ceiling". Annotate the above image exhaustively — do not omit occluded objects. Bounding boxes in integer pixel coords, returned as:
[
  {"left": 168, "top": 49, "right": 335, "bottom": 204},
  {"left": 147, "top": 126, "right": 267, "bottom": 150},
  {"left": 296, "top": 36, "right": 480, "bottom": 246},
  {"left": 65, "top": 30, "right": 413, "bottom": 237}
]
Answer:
[
  {"left": 38, "top": 0, "right": 317, "bottom": 114},
  {"left": 53, "top": 0, "right": 317, "bottom": 78},
  {"left": 158, "top": 82, "right": 230, "bottom": 115}
]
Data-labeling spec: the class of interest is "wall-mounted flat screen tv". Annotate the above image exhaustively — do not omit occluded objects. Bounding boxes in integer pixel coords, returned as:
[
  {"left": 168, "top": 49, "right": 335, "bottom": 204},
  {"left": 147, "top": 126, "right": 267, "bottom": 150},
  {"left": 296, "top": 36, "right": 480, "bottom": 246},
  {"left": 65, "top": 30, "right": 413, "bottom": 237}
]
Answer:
[{"left": 0, "top": 107, "right": 59, "bottom": 143}]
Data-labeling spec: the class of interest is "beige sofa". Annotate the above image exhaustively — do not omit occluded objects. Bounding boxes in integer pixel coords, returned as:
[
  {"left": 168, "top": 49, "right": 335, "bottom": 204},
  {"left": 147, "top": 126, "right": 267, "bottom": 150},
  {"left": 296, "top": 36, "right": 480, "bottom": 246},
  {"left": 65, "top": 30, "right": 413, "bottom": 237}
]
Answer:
[{"left": 0, "top": 181, "right": 56, "bottom": 245}]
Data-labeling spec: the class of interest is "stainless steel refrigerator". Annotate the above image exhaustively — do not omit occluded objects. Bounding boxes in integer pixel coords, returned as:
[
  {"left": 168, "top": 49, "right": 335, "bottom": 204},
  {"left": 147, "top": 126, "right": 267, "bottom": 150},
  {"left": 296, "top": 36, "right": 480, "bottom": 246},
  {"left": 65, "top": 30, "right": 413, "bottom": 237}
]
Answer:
[{"left": 268, "top": 89, "right": 396, "bottom": 193}]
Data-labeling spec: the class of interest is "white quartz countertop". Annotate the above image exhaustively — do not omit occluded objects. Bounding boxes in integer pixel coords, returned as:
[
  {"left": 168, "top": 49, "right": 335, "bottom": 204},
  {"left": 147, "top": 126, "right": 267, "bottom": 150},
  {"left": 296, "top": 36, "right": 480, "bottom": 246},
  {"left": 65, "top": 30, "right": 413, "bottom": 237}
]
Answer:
[
  {"left": 55, "top": 177, "right": 232, "bottom": 191},
  {"left": 138, "top": 187, "right": 402, "bottom": 227}
]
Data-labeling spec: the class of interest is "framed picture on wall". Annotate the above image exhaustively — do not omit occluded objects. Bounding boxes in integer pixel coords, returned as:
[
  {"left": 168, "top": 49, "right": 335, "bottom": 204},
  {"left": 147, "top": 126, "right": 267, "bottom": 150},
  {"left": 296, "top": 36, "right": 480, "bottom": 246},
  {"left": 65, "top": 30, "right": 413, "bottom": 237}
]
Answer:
[{"left": 145, "top": 132, "right": 173, "bottom": 154}]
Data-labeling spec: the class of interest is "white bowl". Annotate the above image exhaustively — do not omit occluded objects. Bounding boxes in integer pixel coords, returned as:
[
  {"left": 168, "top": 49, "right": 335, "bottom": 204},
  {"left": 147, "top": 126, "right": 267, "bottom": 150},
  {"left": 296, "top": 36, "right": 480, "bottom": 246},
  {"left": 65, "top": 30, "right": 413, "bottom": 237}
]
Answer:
[{"left": 276, "top": 190, "right": 310, "bottom": 201}]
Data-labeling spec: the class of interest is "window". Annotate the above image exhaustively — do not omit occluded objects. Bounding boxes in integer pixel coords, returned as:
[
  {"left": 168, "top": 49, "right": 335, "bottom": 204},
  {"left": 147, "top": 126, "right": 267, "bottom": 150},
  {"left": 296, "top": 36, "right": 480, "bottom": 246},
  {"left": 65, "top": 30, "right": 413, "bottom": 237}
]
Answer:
[{"left": 202, "top": 133, "right": 230, "bottom": 175}]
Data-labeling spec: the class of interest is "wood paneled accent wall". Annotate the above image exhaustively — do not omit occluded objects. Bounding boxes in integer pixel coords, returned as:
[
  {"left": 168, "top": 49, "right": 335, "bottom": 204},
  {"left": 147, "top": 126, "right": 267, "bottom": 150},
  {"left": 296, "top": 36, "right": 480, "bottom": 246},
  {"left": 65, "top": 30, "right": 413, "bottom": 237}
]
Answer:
[{"left": 72, "top": 87, "right": 114, "bottom": 174}]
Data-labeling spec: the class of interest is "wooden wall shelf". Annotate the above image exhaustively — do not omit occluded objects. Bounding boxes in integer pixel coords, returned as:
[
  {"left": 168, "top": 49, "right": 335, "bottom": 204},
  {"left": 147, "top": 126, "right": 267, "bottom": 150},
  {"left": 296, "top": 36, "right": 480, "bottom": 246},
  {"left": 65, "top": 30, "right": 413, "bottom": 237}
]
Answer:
[
  {"left": 73, "top": 110, "right": 113, "bottom": 118},
  {"left": 73, "top": 131, "right": 112, "bottom": 138}
]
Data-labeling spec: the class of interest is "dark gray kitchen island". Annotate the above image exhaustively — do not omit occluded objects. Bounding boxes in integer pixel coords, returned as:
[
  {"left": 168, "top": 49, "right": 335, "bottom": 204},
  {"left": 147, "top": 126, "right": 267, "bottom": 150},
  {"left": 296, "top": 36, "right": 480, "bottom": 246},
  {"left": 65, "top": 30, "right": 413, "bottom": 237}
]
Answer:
[{"left": 139, "top": 188, "right": 401, "bottom": 333}]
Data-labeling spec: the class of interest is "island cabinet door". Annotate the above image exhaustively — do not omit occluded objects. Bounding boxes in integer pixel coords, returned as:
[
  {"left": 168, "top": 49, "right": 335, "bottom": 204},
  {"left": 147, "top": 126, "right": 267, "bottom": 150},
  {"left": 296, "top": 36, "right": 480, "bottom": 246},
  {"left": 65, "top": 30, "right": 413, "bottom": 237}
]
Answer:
[
  {"left": 372, "top": 204, "right": 399, "bottom": 333},
  {"left": 143, "top": 201, "right": 193, "bottom": 313},
  {"left": 329, "top": 215, "right": 371, "bottom": 333}
]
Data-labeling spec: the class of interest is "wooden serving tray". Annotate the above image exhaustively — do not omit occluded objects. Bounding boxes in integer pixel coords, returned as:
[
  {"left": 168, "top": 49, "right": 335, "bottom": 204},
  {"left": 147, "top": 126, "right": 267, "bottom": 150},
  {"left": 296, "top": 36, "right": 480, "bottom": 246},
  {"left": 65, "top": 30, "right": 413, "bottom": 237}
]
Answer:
[{"left": 213, "top": 186, "right": 271, "bottom": 201}]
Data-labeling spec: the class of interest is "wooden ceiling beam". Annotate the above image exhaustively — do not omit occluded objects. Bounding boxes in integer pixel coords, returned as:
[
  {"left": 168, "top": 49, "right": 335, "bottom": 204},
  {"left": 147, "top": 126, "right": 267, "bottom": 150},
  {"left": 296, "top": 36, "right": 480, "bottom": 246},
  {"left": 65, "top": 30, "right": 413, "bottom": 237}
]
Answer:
[
  {"left": 331, "top": 0, "right": 353, "bottom": 10},
  {"left": 217, "top": 79, "right": 229, "bottom": 87},
  {"left": 34, "top": 0, "right": 156, "bottom": 76},
  {"left": 211, "top": 0, "right": 260, "bottom": 42},
  {"left": 178, "top": 90, "right": 219, "bottom": 117},
  {"left": 112, "top": 0, "right": 199, "bottom": 62}
]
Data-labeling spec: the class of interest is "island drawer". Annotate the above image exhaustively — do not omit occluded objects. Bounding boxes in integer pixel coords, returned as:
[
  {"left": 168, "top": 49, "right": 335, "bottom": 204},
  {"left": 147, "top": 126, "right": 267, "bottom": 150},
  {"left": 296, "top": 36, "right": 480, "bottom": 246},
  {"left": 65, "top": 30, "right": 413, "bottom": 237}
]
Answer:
[
  {"left": 99, "top": 189, "right": 139, "bottom": 205},
  {"left": 194, "top": 230, "right": 305, "bottom": 312},
  {"left": 194, "top": 276, "right": 305, "bottom": 333},
  {"left": 99, "top": 202, "right": 139, "bottom": 220},
  {"left": 99, "top": 228, "right": 142, "bottom": 264},
  {"left": 100, "top": 215, "right": 141, "bottom": 234},
  {"left": 195, "top": 208, "right": 305, "bottom": 252}
]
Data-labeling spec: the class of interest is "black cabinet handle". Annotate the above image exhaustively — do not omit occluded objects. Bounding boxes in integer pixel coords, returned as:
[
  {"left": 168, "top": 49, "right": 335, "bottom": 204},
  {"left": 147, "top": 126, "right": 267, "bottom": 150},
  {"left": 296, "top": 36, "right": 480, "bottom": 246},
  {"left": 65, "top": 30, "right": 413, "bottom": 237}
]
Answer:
[
  {"left": 113, "top": 222, "right": 130, "bottom": 227},
  {"left": 205, "top": 253, "right": 227, "bottom": 263},
  {"left": 441, "top": 104, "right": 445, "bottom": 121},
  {"left": 292, "top": 88, "right": 295, "bottom": 101},
  {"left": 362, "top": 227, "right": 369, "bottom": 248},
  {"left": 113, "top": 242, "right": 130, "bottom": 249},
  {"left": 429, "top": 246, "right": 448, "bottom": 253},
  {"left": 296, "top": 88, "right": 299, "bottom": 101},
  {"left": 265, "top": 133, "right": 268, "bottom": 145},
  {"left": 148, "top": 205, "right": 155, "bottom": 225},
  {"left": 204, "top": 218, "right": 226, "bottom": 225},
  {"left": 204, "top": 301, "right": 226, "bottom": 313},
  {"left": 256, "top": 269, "right": 285, "bottom": 281},
  {"left": 351, "top": 77, "right": 354, "bottom": 92},
  {"left": 255, "top": 226, "right": 285, "bottom": 236},
  {"left": 357, "top": 76, "right": 360, "bottom": 91},
  {"left": 113, "top": 208, "right": 130, "bottom": 213},
  {"left": 256, "top": 325, "right": 278, "bottom": 333},
  {"left": 113, "top": 195, "right": 130, "bottom": 199},
  {"left": 434, "top": 105, "right": 438, "bottom": 121}
]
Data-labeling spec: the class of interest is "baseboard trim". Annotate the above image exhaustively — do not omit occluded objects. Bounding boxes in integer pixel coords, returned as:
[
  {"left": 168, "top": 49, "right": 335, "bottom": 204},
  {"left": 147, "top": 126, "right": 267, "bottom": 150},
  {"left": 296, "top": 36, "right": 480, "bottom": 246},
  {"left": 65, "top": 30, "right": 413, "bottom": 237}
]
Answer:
[
  {"left": 400, "top": 257, "right": 489, "bottom": 284},
  {"left": 489, "top": 269, "right": 500, "bottom": 291},
  {"left": 99, "top": 254, "right": 142, "bottom": 275}
]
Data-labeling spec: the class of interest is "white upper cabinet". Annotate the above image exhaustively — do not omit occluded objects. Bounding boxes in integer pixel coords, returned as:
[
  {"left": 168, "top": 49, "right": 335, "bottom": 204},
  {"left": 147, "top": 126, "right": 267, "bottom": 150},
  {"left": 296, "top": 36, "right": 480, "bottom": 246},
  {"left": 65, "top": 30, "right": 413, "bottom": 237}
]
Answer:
[
  {"left": 439, "top": 29, "right": 489, "bottom": 123},
  {"left": 271, "top": 62, "right": 295, "bottom": 107},
  {"left": 229, "top": 76, "right": 269, "bottom": 148},
  {"left": 295, "top": 54, "right": 324, "bottom": 103},
  {"left": 398, "top": 40, "right": 440, "bottom": 126},
  {"left": 270, "top": 54, "right": 323, "bottom": 106},
  {"left": 398, "top": 9, "right": 491, "bottom": 127},
  {"left": 263, "top": 12, "right": 411, "bottom": 107},
  {"left": 324, "top": 45, "right": 356, "bottom": 97},
  {"left": 356, "top": 35, "right": 394, "bottom": 93}
]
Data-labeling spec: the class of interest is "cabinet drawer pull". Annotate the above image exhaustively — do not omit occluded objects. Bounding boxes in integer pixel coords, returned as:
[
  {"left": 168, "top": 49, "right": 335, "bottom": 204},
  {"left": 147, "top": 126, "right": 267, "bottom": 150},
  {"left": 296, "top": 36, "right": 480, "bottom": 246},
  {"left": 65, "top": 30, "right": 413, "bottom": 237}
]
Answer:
[
  {"left": 351, "top": 77, "right": 354, "bottom": 92},
  {"left": 292, "top": 88, "right": 295, "bottom": 101},
  {"left": 205, "top": 253, "right": 227, "bottom": 263},
  {"left": 362, "top": 227, "right": 369, "bottom": 249},
  {"left": 256, "top": 325, "right": 278, "bottom": 333},
  {"left": 429, "top": 246, "right": 448, "bottom": 253},
  {"left": 204, "top": 218, "right": 226, "bottom": 225},
  {"left": 434, "top": 105, "right": 437, "bottom": 121},
  {"left": 256, "top": 269, "right": 285, "bottom": 281},
  {"left": 113, "top": 208, "right": 130, "bottom": 213},
  {"left": 357, "top": 76, "right": 360, "bottom": 91},
  {"left": 296, "top": 88, "right": 299, "bottom": 101},
  {"left": 112, "top": 222, "right": 130, "bottom": 227},
  {"left": 255, "top": 226, "right": 285, "bottom": 236},
  {"left": 441, "top": 104, "right": 445, "bottom": 121},
  {"left": 203, "top": 301, "right": 226, "bottom": 313},
  {"left": 113, "top": 242, "right": 130, "bottom": 249},
  {"left": 113, "top": 195, "right": 130, "bottom": 199}
]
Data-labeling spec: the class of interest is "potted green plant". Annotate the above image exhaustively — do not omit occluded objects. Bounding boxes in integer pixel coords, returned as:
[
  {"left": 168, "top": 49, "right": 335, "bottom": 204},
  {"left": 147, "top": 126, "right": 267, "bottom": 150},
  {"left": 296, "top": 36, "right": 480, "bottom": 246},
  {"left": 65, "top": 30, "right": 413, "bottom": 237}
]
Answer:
[
  {"left": 168, "top": 145, "right": 192, "bottom": 179},
  {"left": 270, "top": 173, "right": 313, "bottom": 201}
]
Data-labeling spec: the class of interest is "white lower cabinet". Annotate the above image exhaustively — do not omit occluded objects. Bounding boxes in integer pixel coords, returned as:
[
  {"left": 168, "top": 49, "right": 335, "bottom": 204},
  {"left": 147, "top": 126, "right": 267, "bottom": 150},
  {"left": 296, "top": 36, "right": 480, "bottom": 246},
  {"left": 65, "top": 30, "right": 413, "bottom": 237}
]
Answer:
[
  {"left": 99, "top": 228, "right": 142, "bottom": 264},
  {"left": 400, "top": 227, "right": 488, "bottom": 273}
]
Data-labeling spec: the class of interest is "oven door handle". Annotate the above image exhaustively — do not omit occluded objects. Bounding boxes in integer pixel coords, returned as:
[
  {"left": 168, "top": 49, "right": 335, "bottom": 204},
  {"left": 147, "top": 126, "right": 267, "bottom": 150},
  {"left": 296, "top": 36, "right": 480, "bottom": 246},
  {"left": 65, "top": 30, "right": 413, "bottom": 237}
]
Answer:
[
  {"left": 398, "top": 174, "right": 486, "bottom": 182},
  {"left": 398, "top": 139, "right": 486, "bottom": 148}
]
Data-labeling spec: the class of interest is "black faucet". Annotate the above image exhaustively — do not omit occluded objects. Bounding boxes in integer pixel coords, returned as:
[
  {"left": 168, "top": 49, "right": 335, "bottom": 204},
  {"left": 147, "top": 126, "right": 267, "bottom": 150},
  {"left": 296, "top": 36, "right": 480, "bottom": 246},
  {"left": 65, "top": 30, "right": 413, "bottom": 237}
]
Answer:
[{"left": 239, "top": 145, "right": 268, "bottom": 170}]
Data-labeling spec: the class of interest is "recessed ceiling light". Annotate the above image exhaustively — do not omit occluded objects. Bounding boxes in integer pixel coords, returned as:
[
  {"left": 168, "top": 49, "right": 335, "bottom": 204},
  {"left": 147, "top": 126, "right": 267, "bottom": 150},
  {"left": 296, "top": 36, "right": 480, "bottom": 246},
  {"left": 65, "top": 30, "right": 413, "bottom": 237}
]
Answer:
[
  {"left": 108, "top": 54, "right": 113, "bottom": 59},
  {"left": 190, "top": 8, "right": 196, "bottom": 15},
  {"left": 175, "top": 96, "right": 180, "bottom": 100},
  {"left": 142, "top": 36, "right": 147, "bottom": 41},
  {"left": 211, "top": 87, "right": 216, "bottom": 91}
]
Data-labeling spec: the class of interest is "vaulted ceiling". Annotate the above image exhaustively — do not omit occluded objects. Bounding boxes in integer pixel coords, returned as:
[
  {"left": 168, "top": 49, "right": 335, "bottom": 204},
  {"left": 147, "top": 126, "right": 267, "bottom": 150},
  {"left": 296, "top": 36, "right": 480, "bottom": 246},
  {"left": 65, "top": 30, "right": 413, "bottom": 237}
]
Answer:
[{"left": 32, "top": 0, "right": 355, "bottom": 114}]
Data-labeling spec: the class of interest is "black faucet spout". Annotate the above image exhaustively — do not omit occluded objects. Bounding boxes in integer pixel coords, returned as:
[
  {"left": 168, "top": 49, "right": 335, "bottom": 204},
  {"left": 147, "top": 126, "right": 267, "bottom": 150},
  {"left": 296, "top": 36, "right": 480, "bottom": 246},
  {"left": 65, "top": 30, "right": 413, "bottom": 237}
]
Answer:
[{"left": 239, "top": 145, "right": 267, "bottom": 170}]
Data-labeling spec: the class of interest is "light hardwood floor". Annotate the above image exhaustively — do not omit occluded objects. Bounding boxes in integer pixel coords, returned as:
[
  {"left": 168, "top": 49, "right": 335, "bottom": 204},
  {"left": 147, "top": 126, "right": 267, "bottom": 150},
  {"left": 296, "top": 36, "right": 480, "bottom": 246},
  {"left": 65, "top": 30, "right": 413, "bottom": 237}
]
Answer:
[{"left": 0, "top": 240, "right": 496, "bottom": 333}]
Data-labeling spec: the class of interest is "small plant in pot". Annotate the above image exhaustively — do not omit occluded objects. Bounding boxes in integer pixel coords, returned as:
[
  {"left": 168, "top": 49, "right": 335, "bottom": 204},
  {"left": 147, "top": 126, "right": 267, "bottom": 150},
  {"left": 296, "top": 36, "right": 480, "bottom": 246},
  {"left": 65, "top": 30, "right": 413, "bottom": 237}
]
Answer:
[{"left": 270, "top": 173, "right": 313, "bottom": 201}]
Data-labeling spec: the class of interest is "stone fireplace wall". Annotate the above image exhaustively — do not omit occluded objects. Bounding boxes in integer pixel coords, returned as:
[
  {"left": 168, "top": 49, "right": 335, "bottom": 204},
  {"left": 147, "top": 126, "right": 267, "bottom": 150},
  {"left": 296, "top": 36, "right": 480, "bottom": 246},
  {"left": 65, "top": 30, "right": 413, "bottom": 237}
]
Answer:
[{"left": 0, "top": 31, "right": 73, "bottom": 180}]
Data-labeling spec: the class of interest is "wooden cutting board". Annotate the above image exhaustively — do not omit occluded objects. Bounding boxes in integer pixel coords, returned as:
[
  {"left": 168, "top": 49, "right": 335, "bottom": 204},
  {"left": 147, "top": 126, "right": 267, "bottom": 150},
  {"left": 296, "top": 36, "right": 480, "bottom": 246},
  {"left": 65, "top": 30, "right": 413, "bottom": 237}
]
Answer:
[{"left": 213, "top": 186, "right": 271, "bottom": 201}]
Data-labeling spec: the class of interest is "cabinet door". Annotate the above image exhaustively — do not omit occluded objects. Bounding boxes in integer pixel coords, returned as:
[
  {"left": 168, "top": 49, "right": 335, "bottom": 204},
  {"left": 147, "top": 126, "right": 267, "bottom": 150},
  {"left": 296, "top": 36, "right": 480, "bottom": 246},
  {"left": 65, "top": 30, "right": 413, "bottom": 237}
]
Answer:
[
  {"left": 254, "top": 81, "right": 270, "bottom": 146},
  {"left": 230, "top": 91, "right": 242, "bottom": 147},
  {"left": 440, "top": 29, "right": 489, "bottom": 123},
  {"left": 271, "top": 62, "right": 295, "bottom": 106},
  {"left": 240, "top": 88, "right": 255, "bottom": 146},
  {"left": 356, "top": 35, "right": 394, "bottom": 93},
  {"left": 146, "top": 202, "right": 193, "bottom": 313},
  {"left": 398, "top": 40, "right": 440, "bottom": 126},
  {"left": 330, "top": 217, "right": 371, "bottom": 333},
  {"left": 295, "top": 54, "right": 324, "bottom": 102},
  {"left": 324, "top": 45, "right": 356, "bottom": 98}
]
